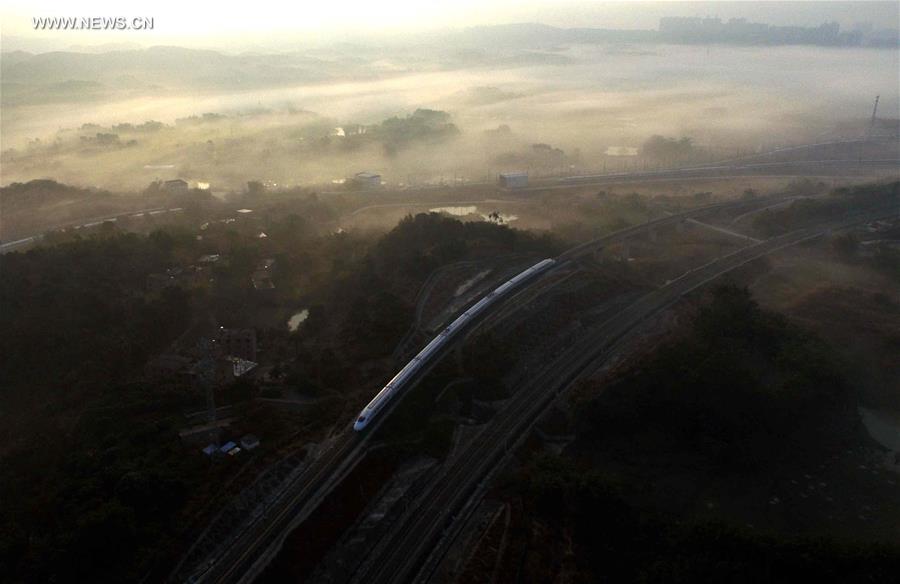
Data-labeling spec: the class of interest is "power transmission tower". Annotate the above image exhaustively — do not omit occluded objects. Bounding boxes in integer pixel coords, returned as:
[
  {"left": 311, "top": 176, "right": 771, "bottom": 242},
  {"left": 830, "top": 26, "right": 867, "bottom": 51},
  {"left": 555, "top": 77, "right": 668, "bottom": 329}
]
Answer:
[{"left": 195, "top": 337, "right": 220, "bottom": 446}]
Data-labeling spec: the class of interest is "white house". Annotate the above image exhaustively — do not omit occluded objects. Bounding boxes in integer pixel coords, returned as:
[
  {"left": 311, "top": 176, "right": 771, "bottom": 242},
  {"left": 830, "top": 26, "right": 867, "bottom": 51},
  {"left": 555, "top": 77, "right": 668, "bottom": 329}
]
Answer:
[
  {"left": 498, "top": 172, "right": 528, "bottom": 189},
  {"left": 354, "top": 171, "right": 382, "bottom": 189}
]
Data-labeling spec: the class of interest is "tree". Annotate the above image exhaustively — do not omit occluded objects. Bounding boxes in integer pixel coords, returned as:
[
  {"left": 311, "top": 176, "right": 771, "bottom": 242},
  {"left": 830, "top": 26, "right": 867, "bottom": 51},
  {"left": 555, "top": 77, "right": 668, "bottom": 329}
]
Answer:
[
  {"left": 831, "top": 233, "right": 859, "bottom": 257},
  {"left": 462, "top": 333, "right": 513, "bottom": 384},
  {"left": 641, "top": 135, "right": 695, "bottom": 164},
  {"left": 247, "top": 181, "right": 265, "bottom": 196}
]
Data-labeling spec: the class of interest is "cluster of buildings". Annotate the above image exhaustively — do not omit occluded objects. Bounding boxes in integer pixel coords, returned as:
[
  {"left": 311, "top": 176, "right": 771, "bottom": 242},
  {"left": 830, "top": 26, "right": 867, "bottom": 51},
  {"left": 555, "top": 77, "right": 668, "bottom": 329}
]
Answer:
[
  {"left": 202, "top": 434, "right": 260, "bottom": 458},
  {"left": 658, "top": 17, "right": 898, "bottom": 47},
  {"left": 251, "top": 258, "right": 276, "bottom": 292},
  {"left": 147, "top": 253, "right": 279, "bottom": 296},
  {"left": 146, "top": 264, "right": 214, "bottom": 293},
  {"left": 146, "top": 253, "right": 223, "bottom": 293},
  {"left": 145, "top": 326, "right": 259, "bottom": 388},
  {"left": 159, "top": 327, "right": 264, "bottom": 459}
]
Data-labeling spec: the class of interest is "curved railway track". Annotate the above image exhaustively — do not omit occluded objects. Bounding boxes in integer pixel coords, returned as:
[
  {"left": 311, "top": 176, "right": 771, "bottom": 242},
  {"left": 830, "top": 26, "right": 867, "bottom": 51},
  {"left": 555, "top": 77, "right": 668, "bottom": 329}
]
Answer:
[
  {"left": 187, "top": 432, "right": 359, "bottom": 583},
  {"left": 182, "top": 190, "right": 896, "bottom": 583},
  {"left": 354, "top": 206, "right": 899, "bottom": 584}
]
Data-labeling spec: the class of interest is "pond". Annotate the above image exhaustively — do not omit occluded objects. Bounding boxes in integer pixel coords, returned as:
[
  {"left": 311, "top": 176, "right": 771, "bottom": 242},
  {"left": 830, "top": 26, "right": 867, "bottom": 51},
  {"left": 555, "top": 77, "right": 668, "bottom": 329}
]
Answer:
[
  {"left": 429, "top": 205, "right": 477, "bottom": 216},
  {"left": 429, "top": 206, "right": 518, "bottom": 224},
  {"left": 287, "top": 309, "right": 309, "bottom": 332}
]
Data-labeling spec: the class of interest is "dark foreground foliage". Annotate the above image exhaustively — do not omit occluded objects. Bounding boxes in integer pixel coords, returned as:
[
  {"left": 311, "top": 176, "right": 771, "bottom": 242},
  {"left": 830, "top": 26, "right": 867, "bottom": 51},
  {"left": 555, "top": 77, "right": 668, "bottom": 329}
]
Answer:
[
  {"left": 578, "top": 283, "right": 853, "bottom": 471},
  {"left": 516, "top": 454, "right": 900, "bottom": 584},
  {"left": 0, "top": 211, "right": 559, "bottom": 582},
  {"left": 503, "top": 284, "right": 898, "bottom": 582},
  {"left": 753, "top": 180, "right": 899, "bottom": 237}
]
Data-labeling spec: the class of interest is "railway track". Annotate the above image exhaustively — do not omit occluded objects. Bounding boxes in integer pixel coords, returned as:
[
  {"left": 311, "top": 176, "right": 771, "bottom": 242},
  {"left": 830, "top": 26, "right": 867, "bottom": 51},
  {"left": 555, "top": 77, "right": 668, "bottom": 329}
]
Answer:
[
  {"left": 186, "top": 432, "right": 360, "bottom": 583},
  {"left": 183, "top": 260, "right": 557, "bottom": 582},
  {"left": 353, "top": 207, "right": 899, "bottom": 584},
  {"left": 182, "top": 191, "right": 893, "bottom": 583}
]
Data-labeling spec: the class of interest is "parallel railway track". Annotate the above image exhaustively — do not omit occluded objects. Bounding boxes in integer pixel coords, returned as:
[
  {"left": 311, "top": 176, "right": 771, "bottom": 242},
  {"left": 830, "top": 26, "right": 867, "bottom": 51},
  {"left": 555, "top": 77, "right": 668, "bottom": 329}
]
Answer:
[
  {"left": 353, "top": 206, "right": 899, "bottom": 584},
  {"left": 183, "top": 191, "right": 897, "bottom": 583}
]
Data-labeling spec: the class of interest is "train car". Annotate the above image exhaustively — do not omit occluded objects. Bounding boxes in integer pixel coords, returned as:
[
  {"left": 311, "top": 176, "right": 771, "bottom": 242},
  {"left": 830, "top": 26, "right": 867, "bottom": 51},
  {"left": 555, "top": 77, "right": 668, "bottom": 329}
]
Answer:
[
  {"left": 353, "top": 258, "right": 556, "bottom": 431},
  {"left": 467, "top": 296, "right": 493, "bottom": 317},
  {"left": 493, "top": 281, "right": 514, "bottom": 295}
]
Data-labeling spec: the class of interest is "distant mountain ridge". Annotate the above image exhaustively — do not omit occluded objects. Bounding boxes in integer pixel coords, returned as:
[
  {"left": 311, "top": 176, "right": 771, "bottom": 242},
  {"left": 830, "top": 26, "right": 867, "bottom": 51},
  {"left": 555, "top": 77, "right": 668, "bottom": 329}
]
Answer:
[{"left": 2, "top": 19, "right": 895, "bottom": 108}]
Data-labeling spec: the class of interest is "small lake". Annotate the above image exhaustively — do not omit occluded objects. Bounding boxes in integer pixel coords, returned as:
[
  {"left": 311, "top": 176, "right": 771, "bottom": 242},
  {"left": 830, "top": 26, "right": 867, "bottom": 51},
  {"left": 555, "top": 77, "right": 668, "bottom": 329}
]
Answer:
[
  {"left": 430, "top": 206, "right": 477, "bottom": 216},
  {"left": 287, "top": 309, "right": 309, "bottom": 332},
  {"left": 429, "top": 206, "right": 518, "bottom": 223}
]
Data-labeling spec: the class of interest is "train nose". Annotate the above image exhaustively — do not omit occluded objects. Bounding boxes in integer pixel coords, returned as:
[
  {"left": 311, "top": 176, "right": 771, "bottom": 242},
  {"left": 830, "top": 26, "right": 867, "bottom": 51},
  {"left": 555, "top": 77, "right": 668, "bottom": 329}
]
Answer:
[{"left": 353, "top": 415, "right": 367, "bottom": 431}]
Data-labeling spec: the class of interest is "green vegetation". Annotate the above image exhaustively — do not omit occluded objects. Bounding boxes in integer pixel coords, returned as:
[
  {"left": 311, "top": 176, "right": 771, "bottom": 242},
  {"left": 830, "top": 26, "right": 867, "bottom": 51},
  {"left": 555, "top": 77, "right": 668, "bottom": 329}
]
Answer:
[
  {"left": 827, "top": 230, "right": 900, "bottom": 285},
  {"left": 492, "top": 141, "right": 575, "bottom": 172},
  {"left": 0, "top": 232, "right": 190, "bottom": 394},
  {"left": 549, "top": 191, "right": 659, "bottom": 243},
  {"left": 499, "top": 284, "right": 899, "bottom": 581},
  {"left": 873, "top": 246, "right": 900, "bottom": 282},
  {"left": 512, "top": 454, "right": 900, "bottom": 583},
  {"left": 640, "top": 135, "right": 697, "bottom": 165},
  {"left": 831, "top": 232, "right": 860, "bottom": 257},
  {"left": 753, "top": 181, "right": 899, "bottom": 237},
  {"left": 0, "top": 179, "right": 122, "bottom": 240},
  {"left": 374, "top": 212, "right": 560, "bottom": 278},
  {"left": 0, "top": 232, "right": 208, "bottom": 582},
  {"left": 0, "top": 208, "right": 559, "bottom": 582},
  {"left": 0, "top": 179, "right": 105, "bottom": 211},
  {"left": 2, "top": 105, "right": 467, "bottom": 191},
  {"left": 374, "top": 109, "right": 460, "bottom": 156},
  {"left": 578, "top": 283, "right": 851, "bottom": 471},
  {"left": 462, "top": 332, "right": 514, "bottom": 384},
  {"left": 278, "top": 212, "right": 558, "bottom": 402},
  {"left": 0, "top": 385, "right": 202, "bottom": 582}
]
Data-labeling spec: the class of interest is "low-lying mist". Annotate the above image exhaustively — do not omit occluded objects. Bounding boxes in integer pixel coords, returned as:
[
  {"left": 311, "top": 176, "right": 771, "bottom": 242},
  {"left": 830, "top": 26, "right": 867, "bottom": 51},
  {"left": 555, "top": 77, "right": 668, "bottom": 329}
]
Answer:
[{"left": 2, "top": 42, "right": 897, "bottom": 191}]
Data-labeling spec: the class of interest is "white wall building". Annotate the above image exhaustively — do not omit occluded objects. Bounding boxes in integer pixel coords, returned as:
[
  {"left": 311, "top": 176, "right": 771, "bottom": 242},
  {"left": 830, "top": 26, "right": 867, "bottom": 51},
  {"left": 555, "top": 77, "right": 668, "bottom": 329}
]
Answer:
[
  {"left": 354, "top": 171, "right": 382, "bottom": 189},
  {"left": 498, "top": 172, "right": 528, "bottom": 189}
]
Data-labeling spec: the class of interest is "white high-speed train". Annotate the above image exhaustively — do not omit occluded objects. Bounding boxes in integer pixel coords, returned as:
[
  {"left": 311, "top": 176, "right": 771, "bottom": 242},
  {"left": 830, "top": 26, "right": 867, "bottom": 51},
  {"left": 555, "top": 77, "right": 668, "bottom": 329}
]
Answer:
[{"left": 353, "top": 258, "right": 556, "bottom": 431}]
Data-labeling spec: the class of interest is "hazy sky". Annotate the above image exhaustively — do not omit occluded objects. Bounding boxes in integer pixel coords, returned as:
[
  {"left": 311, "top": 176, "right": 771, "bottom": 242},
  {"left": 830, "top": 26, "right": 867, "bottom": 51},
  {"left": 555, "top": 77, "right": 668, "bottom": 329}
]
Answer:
[{"left": 2, "top": 1, "right": 898, "bottom": 50}]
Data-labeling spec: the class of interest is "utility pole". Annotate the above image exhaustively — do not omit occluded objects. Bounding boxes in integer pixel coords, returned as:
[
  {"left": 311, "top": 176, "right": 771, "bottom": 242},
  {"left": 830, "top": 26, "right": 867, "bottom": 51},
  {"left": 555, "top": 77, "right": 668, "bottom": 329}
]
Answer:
[{"left": 868, "top": 95, "right": 880, "bottom": 139}]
